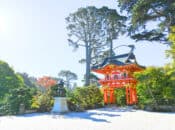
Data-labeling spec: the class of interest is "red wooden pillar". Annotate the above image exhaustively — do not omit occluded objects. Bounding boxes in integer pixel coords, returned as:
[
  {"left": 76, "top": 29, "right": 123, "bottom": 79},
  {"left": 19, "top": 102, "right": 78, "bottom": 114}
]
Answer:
[
  {"left": 129, "top": 85, "right": 138, "bottom": 105},
  {"left": 129, "top": 87, "right": 133, "bottom": 105},
  {"left": 135, "top": 87, "right": 138, "bottom": 103},
  {"left": 126, "top": 87, "right": 129, "bottom": 105},
  {"left": 109, "top": 88, "right": 115, "bottom": 104},
  {"left": 104, "top": 88, "right": 108, "bottom": 104},
  {"left": 132, "top": 87, "right": 135, "bottom": 103},
  {"left": 126, "top": 85, "right": 138, "bottom": 105},
  {"left": 110, "top": 89, "right": 113, "bottom": 104}
]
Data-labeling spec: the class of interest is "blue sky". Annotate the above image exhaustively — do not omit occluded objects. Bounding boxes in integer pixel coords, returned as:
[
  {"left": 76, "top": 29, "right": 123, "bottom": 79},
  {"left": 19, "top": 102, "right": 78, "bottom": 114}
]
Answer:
[{"left": 0, "top": 0, "right": 171, "bottom": 85}]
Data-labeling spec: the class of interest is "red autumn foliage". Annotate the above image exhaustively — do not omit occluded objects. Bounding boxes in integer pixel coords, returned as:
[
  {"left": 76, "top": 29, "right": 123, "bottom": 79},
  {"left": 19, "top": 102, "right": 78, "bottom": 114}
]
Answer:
[{"left": 37, "top": 76, "right": 57, "bottom": 89}]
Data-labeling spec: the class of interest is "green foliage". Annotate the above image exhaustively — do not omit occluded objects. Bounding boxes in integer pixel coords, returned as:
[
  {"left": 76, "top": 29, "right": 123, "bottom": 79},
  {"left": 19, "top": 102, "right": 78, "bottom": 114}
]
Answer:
[
  {"left": 134, "top": 67, "right": 175, "bottom": 108},
  {"left": 66, "top": 6, "right": 126, "bottom": 85},
  {"left": 0, "top": 87, "right": 35, "bottom": 115},
  {"left": 114, "top": 89, "right": 126, "bottom": 106},
  {"left": 116, "top": 1, "right": 175, "bottom": 110},
  {"left": 67, "top": 85, "right": 103, "bottom": 111},
  {"left": 49, "top": 84, "right": 67, "bottom": 97},
  {"left": 17, "top": 72, "right": 37, "bottom": 88},
  {"left": 8, "top": 87, "right": 34, "bottom": 114},
  {"left": 118, "top": 0, "right": 175, "bottom": 42},
  {"left": 49, "top": 84, "right": 59, "bottom": 97},
  {"left": 31, "top": 91, "right": 54, "bottom": 112},
  {"left": 0, "top": 60, "right": 24, "bottom": 100},
  {"left": 0, "top": 60, "right": 36, "bottom": 115},
  {"left": 82, "top": 73, "right": 99, "bottom": 85},
  {"left": 0, "top": 103, "right": 10, "bottom": 115},
  {"left": 167, "top": 26, "right": 175, "bottom": 61},
  {"left": 58, "top": 70, "right": 77, "bottom": 89}
]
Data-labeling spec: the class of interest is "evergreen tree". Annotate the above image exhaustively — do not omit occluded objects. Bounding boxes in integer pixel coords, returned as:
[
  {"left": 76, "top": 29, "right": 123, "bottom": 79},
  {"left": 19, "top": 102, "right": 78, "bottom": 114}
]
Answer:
[
  {"left": 58, "top": 70, "right": 77, "bottom": 89},
  {"left": 66, "top": 6, "right": 126, "bottom": 85},
  {"left": 118, "top": 0, "right": 175, "bottom": 43}
]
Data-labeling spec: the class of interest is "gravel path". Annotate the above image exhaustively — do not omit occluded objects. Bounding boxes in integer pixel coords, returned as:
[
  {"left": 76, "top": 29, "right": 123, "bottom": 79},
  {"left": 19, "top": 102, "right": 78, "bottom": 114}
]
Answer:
[{"left": 0, "top": 107, "right": 174, "bottom": 130}]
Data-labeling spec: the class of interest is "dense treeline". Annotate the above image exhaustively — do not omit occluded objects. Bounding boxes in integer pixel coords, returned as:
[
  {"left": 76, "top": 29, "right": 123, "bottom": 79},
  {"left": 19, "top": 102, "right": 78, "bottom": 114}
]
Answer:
[
  {"left": 0, "top": 60, "right": 36, "bottom": 115},
  {"left": 0, "top": 60, "right": 103, "bottom": 115}
]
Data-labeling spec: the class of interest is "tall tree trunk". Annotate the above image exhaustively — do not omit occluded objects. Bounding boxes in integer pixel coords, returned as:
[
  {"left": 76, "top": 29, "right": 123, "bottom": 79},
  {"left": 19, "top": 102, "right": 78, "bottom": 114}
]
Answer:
[
  {"left": 66, "top": 77, "right": 70, "bottom": 90},
  {"left": 85, "top": 43, "right": 90, "bottom": 86},
  {"left": 109, "top": 39, "right": 113, "bottom": 57}
]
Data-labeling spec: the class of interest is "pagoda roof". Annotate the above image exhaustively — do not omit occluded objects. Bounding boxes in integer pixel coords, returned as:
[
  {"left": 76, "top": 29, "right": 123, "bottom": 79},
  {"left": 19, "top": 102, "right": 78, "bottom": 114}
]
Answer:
[{"left": 91, "top": 52, "right": 145, "bottom": 74}]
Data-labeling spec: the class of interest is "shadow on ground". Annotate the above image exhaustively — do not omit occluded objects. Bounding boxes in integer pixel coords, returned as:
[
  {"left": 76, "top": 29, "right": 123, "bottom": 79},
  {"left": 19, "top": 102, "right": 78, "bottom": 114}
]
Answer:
[
  {"left": 17, "top": 107, "right": 136, "bottom": 122},
  {"left": 62, "top": 111, "right": 120, "bottom": 123},
  {"left": 17, "top": 112, "right": 50, "bottom": 118},
  {"left": 97, "top": 106, "right": 136, "bottom": 113}
]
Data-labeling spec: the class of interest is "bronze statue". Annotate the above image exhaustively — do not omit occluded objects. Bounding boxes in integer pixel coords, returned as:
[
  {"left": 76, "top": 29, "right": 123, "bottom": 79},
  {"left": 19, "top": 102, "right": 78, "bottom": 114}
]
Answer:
[{"left": 57, "top": 80, "right": 66, "bottom": 97}]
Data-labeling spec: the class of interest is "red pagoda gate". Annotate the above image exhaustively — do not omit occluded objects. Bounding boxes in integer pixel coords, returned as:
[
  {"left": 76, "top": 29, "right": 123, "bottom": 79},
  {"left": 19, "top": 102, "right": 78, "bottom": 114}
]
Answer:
[{"left": 92, "top": 45, "right": 144, "bottom": 105}]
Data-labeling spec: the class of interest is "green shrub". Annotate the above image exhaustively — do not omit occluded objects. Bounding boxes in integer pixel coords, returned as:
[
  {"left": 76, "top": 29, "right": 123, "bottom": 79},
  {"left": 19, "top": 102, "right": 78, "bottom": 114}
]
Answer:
[
  {"left": 0, "top": 87, "right": 35, "bottom": 115},
  {"left": 134, "top": 67, "right": 175, "bottom": 110},
  {"left": 31, "top": 91, "right": 54, "bottom": 112},
  {"left": 9, "top": 87, "right": 34, "bottom": 114},
  {"left": 0, "top": 60, "right": 24, "bottom": 102},
  {"left": 49, "top": 84, "right": 66, "bottom": 97},
  {"left": 114, "top": 88, "right": 126, "bottom": 106},
  {"left": 0, "top": 60, "right": 37, "bottom": 115},
  {"left": 0, "top": 103, "right": 10, "bottom": 116},
  {"left": 49, "top": 84, "right": 59, "bottom": 97},
  {"left": 67, "top": 85, "right": 103, "bottom": 111}
]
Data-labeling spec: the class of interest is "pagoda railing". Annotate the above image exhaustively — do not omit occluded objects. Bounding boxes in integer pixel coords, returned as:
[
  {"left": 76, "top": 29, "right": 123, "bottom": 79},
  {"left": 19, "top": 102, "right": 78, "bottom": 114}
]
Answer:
[{"left": 99, "top": 78, "right": 137, "bottom": 88}]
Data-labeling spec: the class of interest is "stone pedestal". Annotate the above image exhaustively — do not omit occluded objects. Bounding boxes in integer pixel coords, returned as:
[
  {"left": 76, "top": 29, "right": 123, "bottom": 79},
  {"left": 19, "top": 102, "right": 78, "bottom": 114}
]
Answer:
[
  {"left": 51, "top": 97, "right": 69, "bottom": 113},
  {"left": 19, "top": 103, "right": 25, "bottom": 114}
]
